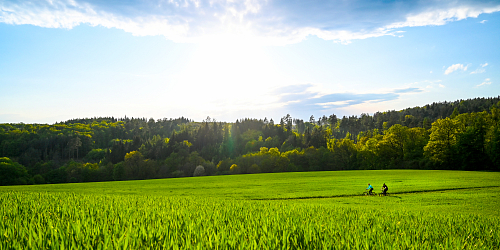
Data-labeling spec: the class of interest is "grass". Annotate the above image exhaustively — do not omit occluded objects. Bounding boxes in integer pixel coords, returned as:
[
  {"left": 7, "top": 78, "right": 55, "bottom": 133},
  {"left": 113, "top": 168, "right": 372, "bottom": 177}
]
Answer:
[
  {"left": 1, "top": 170, "right": 499, "bottom": 249},
  {"left": 2, "top": 169, "right": 498, "bottom": 197}
]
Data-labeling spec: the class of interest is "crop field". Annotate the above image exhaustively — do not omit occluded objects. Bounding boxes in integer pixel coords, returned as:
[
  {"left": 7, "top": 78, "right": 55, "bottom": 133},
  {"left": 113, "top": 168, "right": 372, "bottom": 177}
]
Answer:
[{"left": 1, "top": 170, "right": 499, "bottom": 249}]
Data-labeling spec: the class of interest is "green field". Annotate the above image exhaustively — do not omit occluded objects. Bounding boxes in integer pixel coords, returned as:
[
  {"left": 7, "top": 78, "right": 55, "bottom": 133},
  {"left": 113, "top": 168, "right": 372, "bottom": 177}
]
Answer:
[{"left": 1, "top": 170, "right": 499, "bottom": 249}]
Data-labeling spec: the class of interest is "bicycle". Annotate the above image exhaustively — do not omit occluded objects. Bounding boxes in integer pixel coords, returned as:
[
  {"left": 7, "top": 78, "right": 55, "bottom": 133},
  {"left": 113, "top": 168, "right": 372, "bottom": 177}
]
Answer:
[{"left": 363, "top": 191, "right": 377, "bottom": 196}]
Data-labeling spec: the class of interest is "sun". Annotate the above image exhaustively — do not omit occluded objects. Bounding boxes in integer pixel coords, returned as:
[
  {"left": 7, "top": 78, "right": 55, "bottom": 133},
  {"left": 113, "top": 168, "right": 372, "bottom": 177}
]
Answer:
[{"left": 168, "top": 33, "right": 286, "bottom": 119}]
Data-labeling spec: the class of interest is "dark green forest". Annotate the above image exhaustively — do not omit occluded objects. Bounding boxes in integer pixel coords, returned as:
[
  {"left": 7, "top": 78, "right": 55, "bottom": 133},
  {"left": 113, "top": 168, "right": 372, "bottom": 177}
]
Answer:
[{"left": 1, "top": 96, "right": 499, "bottom": 185}]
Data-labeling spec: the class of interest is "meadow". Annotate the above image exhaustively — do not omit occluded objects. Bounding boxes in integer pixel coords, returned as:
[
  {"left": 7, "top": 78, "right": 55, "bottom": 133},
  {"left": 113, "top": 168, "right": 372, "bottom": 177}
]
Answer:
[{"left": 1, "top": 170, "right": 499, "bottom": 249}]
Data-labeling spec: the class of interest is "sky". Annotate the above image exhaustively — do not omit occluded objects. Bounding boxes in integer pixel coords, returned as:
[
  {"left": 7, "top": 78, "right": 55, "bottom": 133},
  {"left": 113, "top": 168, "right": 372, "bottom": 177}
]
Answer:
[{"left": 0, "top": 0, "right": 499, "bottom": 124}]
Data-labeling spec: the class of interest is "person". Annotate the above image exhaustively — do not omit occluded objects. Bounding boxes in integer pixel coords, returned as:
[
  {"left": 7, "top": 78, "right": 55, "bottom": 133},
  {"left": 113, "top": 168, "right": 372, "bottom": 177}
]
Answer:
[
  {"left": 366, "top": 183, "right": 374, "bottom": 195},
  {"left": 381, "top": 183, "right": 388, "bottom": 196}
]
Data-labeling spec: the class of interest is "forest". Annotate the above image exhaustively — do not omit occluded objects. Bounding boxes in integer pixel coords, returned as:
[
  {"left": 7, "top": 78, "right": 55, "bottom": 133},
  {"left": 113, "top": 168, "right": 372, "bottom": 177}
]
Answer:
[{"left": 1, "top": 96, "right": 499, "bottom": 185}]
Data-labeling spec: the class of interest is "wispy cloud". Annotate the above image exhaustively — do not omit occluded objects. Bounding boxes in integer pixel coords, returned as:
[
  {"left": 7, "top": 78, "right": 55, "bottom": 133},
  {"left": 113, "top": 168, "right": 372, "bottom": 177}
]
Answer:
[
  {"left": 273, "top": 84, "right": 424, "bottom": 116},
  {"left": 409, "top": 79, "right": 443, "bottom": 89},
  {"left": 476, "top": 78, "right": 492, "bottom": 87},
  {"left": 480, "top": 20, "right": 488, "bottom": 23},
  {"left": 272, "top": 84, "right": 314, "bottom": 96},
  {"left": 470, "top": 62, "right": 488, "bottom": 74},
  {"left": 386, "top": 6, "right": 498, "bottom": 28},
  {"left": 444, "top": 64, "right": 468, "bottom": 75},
  {"left": 393, "top": 88, "right": 424, "bottom": 94},
  {"left": 1, "top": 0, "right": 500, "bottom": 45},
  {"left": 470, "top": 68, "right": 485, "bottom": 74}
]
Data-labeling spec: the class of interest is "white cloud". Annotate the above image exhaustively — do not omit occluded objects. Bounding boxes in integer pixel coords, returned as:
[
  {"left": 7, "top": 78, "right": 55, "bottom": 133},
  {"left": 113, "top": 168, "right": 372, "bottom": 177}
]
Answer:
[
  {"left": 423, "top": 79, "right": 445, "bottom": 89},
  {"left": 470, "top": 63, "right": 488, "bottom": 74},
  {"left": 0, "top": 1, "right": 192, "bottom": 41},
  {"left": 1, "top": 1, "right": 500, "bottom": 45},
  {"left": 476, "top": 78, "right": 492, "bottom": 87},
  {"left": 444, "top": 64, "right": 468, "bottom": 75},
  {"left": 317, "top": 101, "right": 351, "bottom": 107},
  {"left": 480, "top": 20, "right": 487, "bottom": 23},
  {"left": 386, "top": 6, "right": 500, "bottom": 29},
  {"left": 470, "top": 68, "right": 485, "bottom": 74},
  {"left": 408, "top": 79, "right": 442, "bottom": 90}
]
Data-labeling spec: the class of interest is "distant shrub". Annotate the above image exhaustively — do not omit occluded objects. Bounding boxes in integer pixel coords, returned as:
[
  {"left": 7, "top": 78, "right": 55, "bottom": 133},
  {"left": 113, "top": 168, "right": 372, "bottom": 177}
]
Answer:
[
  {"left": 216, "top": 159, "right": 232, "bottom": 172},
  {"left": 230, "top": 164, "right": 240, "bottom": 174},
  {"left": 171, "top": 170, "right": 184, "bottom": 178},
  {"left": 202, "top": 162, "right": 216, "bottom": 176},
  {"left": 0, "top": 157, "right": 30, "bottom": 186},
  {"left": 16, "top": 177, "right": 27, "bottom": 185},
  {"left": 83, "top": 149, "right": 106, "bottom": 163},
  {"left": 33, "top": 174, "right": 45, "bottom": 184},
  {"left": 113, "top": 162, "right": 125, "bottom": 181},
  {"left": 249, "top": 164, "right": 261, "bottom": 174},
  {"left": 193, "top": 165, "right": 205, "bottom": 177},
  {"left": 158, "top": 165, "right": 170, "bottom": 178}
]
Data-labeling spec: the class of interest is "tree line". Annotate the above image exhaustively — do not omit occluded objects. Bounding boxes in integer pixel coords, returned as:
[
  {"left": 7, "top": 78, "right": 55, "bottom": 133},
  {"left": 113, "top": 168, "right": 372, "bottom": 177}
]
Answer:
[{"left": 0, "top": 96, "right": 499, "bottom": 185}]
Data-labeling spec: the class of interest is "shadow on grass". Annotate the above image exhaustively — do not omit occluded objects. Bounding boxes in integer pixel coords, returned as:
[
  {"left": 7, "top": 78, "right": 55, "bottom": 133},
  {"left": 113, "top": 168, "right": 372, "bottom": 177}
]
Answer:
[{"left": 252, "top": 186, "right": 500, "bottom": 201}]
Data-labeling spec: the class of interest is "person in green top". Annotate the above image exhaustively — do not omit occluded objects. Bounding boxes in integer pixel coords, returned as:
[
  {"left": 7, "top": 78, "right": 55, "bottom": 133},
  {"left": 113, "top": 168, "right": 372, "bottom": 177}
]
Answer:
[{"left": 366, "top": 183, "right": 374, "bottom": 195}]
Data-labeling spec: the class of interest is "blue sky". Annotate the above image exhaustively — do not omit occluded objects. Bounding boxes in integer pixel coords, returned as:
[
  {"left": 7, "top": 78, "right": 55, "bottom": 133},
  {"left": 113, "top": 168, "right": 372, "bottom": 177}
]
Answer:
[{"left": 1, "top": 0, "right": 499, "bottom": 123}]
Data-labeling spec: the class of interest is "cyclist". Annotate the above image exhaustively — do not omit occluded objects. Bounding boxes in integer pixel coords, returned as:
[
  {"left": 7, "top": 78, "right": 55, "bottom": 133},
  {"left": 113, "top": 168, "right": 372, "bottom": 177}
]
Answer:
[
  {"left": 381, "top": 183, "right": 388, "bottom": 196},
  {"left": 366, "top": 183, "right": 374, "bottom": 195}
]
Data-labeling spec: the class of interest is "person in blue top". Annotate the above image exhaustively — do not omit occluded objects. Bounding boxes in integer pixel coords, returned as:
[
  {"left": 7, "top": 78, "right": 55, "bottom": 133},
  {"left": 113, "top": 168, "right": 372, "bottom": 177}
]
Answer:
[{"left": 366, "top": 183, "right": 374, "bottom": 195}]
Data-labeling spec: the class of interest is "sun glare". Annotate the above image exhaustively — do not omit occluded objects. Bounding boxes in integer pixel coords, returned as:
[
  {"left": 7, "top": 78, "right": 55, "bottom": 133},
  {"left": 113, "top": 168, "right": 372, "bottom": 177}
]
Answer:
[{"left": 169, "top": 34, "right": 288, "bottom": 119}]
